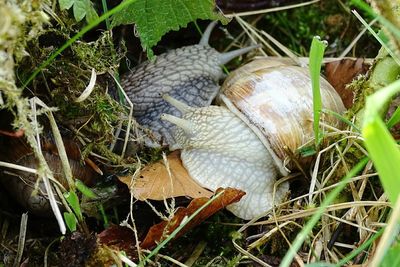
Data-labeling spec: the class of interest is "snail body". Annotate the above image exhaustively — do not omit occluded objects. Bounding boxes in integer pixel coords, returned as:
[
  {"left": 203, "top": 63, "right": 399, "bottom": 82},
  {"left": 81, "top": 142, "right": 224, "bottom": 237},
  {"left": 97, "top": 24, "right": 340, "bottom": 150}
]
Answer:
[
  {"left": 161, "top": 59, "right": 346, "bottom": 219},
  {"left": 121, "top": 22, "right": 258, "bottom": 146}
]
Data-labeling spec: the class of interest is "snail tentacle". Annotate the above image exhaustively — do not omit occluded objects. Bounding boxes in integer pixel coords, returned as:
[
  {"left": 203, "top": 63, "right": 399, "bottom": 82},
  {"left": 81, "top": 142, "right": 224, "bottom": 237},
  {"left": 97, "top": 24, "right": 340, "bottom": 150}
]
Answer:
[
  {"left": 199, "top": 21, "right": 218, "bottom": 46},
  {"left": 162, "top": 94, "right": 192, "bottom": 114},
  {"left": 218, "top": 44, "right": 260, "bottom": 65},
  {"left": 160, "top": 114, "right": 194, "bottom": 137}
]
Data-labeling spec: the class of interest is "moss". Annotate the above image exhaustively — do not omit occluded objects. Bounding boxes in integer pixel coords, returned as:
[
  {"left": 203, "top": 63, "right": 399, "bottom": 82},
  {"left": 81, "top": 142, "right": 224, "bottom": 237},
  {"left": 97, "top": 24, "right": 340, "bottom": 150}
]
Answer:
[{"left": 72, "top": 31, "right": 126, "bottom": 74}]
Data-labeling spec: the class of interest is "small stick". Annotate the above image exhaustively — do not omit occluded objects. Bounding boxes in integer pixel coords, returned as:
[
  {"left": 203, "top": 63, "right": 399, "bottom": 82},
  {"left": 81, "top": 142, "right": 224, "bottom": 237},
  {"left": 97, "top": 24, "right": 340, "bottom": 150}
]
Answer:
[{"left": 13, "top": 213, "right": 28, "bottom": 267}]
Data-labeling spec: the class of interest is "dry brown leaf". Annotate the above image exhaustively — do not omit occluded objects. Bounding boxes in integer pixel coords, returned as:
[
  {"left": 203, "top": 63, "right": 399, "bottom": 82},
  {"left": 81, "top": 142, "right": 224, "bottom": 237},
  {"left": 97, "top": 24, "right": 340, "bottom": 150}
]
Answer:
[
  {"left": 140, "top": 187, "right": 245, "bottom": 249},
  {"left": 325, "top": 58, "right": 370, "bottom": 108},
  {"left": 97, "top": 225, "right": 138, "bottom": 258},
  {"left": 118, "top": 151, "right": 213, "bottom": 200}
]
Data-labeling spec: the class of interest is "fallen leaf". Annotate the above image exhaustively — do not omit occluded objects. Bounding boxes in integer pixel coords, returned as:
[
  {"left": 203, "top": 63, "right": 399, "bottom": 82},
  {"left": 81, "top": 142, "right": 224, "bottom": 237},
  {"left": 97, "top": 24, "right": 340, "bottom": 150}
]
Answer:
[
  {"left": 140, "top": 187, "right": 245, "bottom": 249},
  {"left": 325, "top": 58, "right": 370, "bottom": 108},
  {"left": 98, "top": 225, "right": 138, "bottom": 258},
  {"left": 119, "top": 151, "right": 213, "bottom": 200}
]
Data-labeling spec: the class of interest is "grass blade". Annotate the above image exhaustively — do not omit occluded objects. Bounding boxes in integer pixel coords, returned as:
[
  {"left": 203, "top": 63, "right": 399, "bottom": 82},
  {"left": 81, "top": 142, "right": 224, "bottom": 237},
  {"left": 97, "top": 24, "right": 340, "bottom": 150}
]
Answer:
[
  {"left": 309, "top": 36, "right": 327, "bottom": 147},
  {"left": 362, "top": 78, "right": 400, "bottom": 202},
  {"left": 387, "top": 105, "right": 400, "bottom": 129},
  {"left": 362, "top": 117, "right": 400, "bottom": 203},
  {"left": 351, "top": 0, "right": 400, "bottom": 40}
]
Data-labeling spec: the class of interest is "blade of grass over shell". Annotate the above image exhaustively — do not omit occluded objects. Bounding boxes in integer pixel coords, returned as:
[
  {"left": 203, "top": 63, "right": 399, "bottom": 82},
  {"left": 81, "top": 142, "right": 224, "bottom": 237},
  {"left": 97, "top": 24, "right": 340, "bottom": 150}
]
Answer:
[
  {"left": 138, "top": 190, "right": 225, "bottom": 267},
  {"left": 22, "top": 0, "right": 139, "bottom": 89},
  {"left": 280, "top": 157, "right": 369, "bottom": 267},
  {"left": 309, "top": 36, "right": 327, "bottom": 147},
  {"left": 362, "top": 79, "right": 400, "bottom": 204}
]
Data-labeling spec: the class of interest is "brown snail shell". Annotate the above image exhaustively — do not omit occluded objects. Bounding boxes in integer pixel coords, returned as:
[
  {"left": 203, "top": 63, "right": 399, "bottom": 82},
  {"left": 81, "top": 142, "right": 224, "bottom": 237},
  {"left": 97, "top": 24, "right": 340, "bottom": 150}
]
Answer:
[
  {"left": 0, "top": 135, "right": 99, "bottom": 216},
  {"left": 219, "top": 58, "right": 346, "bottom": 175}
]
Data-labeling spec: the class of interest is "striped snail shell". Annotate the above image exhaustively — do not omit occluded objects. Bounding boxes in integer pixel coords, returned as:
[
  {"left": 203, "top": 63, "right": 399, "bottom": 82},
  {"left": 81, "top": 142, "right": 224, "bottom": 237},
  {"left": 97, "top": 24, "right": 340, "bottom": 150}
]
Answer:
[{"left": 161, "top": 58, "right": 346, "bottom": 219}]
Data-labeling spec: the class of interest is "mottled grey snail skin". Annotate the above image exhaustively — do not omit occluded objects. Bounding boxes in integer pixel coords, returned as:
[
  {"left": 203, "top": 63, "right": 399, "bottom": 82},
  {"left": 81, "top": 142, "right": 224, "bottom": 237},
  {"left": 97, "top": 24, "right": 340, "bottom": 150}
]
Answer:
[
  {"left": 161, "top": 96, "right": 289, "bottom": 220},
  {"left": 120, "top": 22, "right": 258, "bottom": 146}
]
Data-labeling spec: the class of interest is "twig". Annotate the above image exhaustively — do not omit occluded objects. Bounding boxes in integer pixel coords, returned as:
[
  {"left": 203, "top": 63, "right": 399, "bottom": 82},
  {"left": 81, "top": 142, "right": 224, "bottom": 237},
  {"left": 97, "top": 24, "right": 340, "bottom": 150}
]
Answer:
[
  {"left": 225, "top": 0, "right": 320, "bottom": 18},
  {"left": 13, "top": 213, "right": 28, "bottom": 267}
]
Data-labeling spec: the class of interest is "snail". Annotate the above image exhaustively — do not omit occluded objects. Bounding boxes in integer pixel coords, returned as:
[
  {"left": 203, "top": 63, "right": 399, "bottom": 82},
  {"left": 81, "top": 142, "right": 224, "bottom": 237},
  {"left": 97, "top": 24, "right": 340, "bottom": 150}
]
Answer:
[
  {"left": 0, "top": 133, "right": 99, "bottom": 216},
  {"left": 120, "top": 22, "right": 259, "bottom": 147},
  {"left": 159, "top": 58, "right": 346, "bottom": 219}
]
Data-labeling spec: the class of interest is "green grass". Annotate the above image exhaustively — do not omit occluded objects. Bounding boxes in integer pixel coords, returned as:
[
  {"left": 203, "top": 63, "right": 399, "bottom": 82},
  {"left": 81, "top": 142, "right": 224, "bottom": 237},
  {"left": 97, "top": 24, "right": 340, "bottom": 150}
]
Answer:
[
  {"left": 362, "top": 79, "right": 400, "bottom": 204},
  {"left": 281, "top": 1, "right": 400, "bottom": 265},
  {"left": 309, "top": 36, "right": 327, "bottom": 147}
]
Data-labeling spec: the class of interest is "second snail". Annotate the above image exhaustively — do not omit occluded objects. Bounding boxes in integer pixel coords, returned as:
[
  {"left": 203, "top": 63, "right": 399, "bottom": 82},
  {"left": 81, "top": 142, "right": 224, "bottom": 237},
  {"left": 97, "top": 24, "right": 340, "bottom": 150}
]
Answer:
[{"left": 119, "top": 23, "right": 346, "bottom": 219}]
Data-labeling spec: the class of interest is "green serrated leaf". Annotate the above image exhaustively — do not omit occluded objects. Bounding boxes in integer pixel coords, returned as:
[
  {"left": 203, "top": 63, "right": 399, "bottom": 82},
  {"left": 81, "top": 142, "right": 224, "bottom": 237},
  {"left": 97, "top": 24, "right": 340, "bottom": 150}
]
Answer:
[
  {"left": 73, "top": 0, "right": 87, "bottom": 22},
  {"left": 85, "top": 0, "right": 99, "bottom": 23},
  {"left": 111, "top": 0, "right": 228, "bottom": 58},
  {"left": 59, "top": 0, "right": 74, "bottom": 10}
]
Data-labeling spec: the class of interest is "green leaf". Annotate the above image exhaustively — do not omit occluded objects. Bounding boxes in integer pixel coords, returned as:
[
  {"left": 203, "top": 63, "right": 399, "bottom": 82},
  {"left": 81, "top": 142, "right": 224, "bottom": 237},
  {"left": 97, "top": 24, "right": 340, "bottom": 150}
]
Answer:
[
  {"left": 73, "top": 0, "right": 87, "bottom": 22},
  {"left": 59, "top": 0, "right": 98, "bottom": 23},
  {"left": 85, "top": 1, "right": 99, "bottom": 24},
  {"left": 63, "top": 212, "right": 77, "bottom": 232},
  {"left": 75, "top": 179, "right": 97, "bottom": 199},
  {"left": 111, "top": 0, "right": 228, "bottom": 58},
  {"left": 59, "top": 0, "right": 74, "bottom": 10},
  {"left": 64, "top": 190, "right": 83, "bottom": 221},
  {"left": 380, "top": 241, "right": 400, "bottom": 267}
]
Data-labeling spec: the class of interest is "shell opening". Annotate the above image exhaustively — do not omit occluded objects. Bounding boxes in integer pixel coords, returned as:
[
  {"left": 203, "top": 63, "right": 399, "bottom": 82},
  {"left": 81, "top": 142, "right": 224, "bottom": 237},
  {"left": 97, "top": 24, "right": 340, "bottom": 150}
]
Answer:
[{"left": 163, "top": 94, "right": 192, "bottom": 114}]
